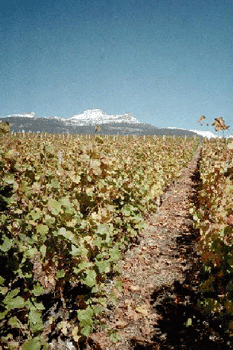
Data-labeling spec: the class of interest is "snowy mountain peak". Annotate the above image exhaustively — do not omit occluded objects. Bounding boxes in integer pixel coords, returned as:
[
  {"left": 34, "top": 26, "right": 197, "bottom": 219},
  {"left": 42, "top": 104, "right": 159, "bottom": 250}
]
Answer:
[
  {"left": 69, "top": 109, "right": 140, "bottom": 125},
  {"left": 3, "top": 109, "right": 140, "bottom": 126}
]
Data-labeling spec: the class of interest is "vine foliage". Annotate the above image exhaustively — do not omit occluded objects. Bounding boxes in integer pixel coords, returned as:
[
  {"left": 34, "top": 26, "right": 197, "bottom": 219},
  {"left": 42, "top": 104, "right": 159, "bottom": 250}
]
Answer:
[{"left": 0, "top": 133, "right": 199, "bottom": 348}]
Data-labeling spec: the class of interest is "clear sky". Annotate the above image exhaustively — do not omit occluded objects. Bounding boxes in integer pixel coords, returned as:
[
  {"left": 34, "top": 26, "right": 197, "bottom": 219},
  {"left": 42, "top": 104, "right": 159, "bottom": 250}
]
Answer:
[{"left": 0, "top": 0, "right": 232, "bottom": 130}]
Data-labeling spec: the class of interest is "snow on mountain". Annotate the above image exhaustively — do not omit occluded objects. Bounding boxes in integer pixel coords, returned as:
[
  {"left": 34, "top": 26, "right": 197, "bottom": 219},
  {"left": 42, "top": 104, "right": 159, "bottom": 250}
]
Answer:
[
  {"left": 2, "top": 109, "right": 140, "bottom": 126},
  {"left": 6, "top": 112, "right": 36, "bottom": 118},
  {"left": 189, "top": 129, "right": 218, "bottom": 139},
  {"left": 69, "top": 109, "right": 140, "bottom": 125},
  {"left": 2, "top": 110, "right": 227, "bottom": 138},
  {"left": 168, "top": 127, "right": 217, "bottom": 139}
]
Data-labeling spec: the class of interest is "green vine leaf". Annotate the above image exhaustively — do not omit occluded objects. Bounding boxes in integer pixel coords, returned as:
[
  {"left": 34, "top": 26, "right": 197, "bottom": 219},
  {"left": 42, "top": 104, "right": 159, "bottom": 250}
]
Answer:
[
  {"left": 56, "top": 269, "right": 66, "bottom": 279},
  {"left": 21, "top": 336, "right": 47, "bottom": 350},
  {"left": 8, "top": 316, "right": 21, "bottom": 329},
  {"left": 83, "top": 270, "right": 97, "bottom": 288},
  {"left": 47, "top": 198, "right": 62, "bottom": 216},
  {"left": 36, "top": 224, "right": 49, "bottom": 235},
  {"left": 0, "top": 235, "right": 12, "bottom": 252},
  {"left": 28, "top": 308, "right": 44, "bottom": 332},
  {"left": 31, "top": 283, "right": 45, "bottom": 296}
]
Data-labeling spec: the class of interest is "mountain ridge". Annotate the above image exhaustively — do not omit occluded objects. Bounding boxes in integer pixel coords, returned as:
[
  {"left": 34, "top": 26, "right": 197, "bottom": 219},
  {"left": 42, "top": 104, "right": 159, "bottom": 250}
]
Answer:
[
  {"left": 0, "top": 109, "right": 212, "bottom": 137},
  {"left": 1, "top": 109, "right": 140, "bottom": 126}
]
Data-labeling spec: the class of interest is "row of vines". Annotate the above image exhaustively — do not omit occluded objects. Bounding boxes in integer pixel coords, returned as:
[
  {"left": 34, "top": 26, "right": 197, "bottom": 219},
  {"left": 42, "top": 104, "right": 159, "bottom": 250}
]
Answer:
[
  {"left": 0, "top": 133, "right": 200, "bottom": 349},
  {"left": 192, "top": 138, "right": 233, "bottom": 341}
]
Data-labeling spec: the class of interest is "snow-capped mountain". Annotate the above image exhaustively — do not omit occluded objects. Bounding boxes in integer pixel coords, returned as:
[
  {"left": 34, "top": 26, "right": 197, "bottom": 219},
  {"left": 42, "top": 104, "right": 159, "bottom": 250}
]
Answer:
[
  {"left": 0, "top": 109, "right": 208, "bottom": 137},
  {"left": 69, "top": 109, "right": 140, "bottom": 125},
  {"left": 3, "top": 109, "right": 140, "bottom": 126}
]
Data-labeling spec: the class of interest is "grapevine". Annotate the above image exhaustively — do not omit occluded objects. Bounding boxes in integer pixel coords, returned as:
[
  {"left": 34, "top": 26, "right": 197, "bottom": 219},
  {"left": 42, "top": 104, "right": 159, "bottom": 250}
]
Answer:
[
  {"left": 0, "top": 133, "right": 199, "bottom": 348},
  {"left": 192, "top": 138, "right": 233, "bottom": 336}
]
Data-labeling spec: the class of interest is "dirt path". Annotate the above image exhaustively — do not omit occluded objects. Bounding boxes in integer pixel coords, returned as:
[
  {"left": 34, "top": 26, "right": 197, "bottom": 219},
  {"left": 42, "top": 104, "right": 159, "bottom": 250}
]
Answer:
[{"left": 88, "top": 147, "right": 227, "bottom": 350}]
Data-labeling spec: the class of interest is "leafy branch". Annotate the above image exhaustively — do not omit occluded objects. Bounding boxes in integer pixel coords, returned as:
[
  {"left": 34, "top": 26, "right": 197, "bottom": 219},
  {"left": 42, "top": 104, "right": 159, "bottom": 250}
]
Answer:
[{"left": 197, "top": 115, "right": 231, "bottom": 137}]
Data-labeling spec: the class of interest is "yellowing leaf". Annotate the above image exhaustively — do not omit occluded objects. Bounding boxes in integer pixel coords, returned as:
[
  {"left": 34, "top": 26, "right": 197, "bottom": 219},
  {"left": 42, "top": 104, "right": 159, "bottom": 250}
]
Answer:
[
  {"left": 128, "top": 285, "right": 141, "bottom": 292},
  {"left": 135, "top": 305, "right": 148, "bottom": 315},
  {"left": 72, "top": 326, "right": 81, "bottom": 342},
  {"left": 115, "top": 320, "right": 128, "bottom": 329},
  {"left": 58, "top": 321, "right": 70, "bottom": 335}
]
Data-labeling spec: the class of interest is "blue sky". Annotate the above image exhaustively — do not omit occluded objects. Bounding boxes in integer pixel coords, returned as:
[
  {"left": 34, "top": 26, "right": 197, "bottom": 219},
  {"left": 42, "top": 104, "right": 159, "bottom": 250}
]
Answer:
[{"left": 0, "top": 0, "right": 232, "bottom": 130}]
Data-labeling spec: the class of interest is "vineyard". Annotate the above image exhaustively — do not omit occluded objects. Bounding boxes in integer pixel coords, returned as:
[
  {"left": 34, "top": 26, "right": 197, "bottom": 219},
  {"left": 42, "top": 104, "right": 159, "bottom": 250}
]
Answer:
[
  {"left": 0, "top": 132, "right": 232, "bottom": 349},
  {"left": 192, "top": 138, "right": 233, "bottom": 340}
]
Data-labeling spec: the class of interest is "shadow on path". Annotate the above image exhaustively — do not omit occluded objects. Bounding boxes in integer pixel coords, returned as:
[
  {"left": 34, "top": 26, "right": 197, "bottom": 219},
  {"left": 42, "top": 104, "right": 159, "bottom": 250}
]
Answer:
[
  {"left": 132, "top": 256, "right": 231, "bottom": 350},
  {"left": 131, "top": 157, "right": 231, "bottom": 350}
]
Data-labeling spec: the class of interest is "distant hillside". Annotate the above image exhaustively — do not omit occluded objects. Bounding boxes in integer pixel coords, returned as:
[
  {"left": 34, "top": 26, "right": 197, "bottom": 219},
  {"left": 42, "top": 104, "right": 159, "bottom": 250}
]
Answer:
[{"left": 0, "top": 116, "right": 199, "bottom": 137}]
